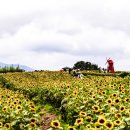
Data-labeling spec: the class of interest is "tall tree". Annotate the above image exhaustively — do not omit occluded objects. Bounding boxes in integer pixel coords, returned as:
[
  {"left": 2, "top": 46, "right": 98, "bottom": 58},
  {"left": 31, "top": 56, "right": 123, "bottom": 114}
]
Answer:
[
  {"left": 73, "top": 61, "right": 86, "bottom": 70},
  {"left": 73, "top": 61, "right": 99, "bottom": 70}
]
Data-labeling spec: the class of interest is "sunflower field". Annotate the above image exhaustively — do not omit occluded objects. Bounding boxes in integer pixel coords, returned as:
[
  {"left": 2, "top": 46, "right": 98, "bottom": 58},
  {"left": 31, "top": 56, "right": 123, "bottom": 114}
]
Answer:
[{"left": 0, "top": 71, "right": 130, "bottom": 130}]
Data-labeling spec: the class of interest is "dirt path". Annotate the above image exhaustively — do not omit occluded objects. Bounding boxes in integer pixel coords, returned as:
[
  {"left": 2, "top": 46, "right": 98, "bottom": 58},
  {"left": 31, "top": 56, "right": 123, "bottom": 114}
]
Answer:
[{"left": 42, "top": 111, "right": 57, "bottom": 130}]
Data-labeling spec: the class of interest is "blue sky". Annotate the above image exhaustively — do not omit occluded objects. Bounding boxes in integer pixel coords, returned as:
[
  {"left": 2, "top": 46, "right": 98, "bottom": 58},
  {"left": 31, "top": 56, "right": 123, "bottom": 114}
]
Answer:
[{"left": 0, "top": 0, "right": 130, "bottom": 71}]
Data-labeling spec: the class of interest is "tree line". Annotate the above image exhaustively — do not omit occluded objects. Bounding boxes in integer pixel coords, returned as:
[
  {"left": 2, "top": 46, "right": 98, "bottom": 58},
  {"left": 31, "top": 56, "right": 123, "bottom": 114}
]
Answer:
[
  {"left": 73, "top": 61, "right": 99, "bottom": 70},
  {"left": 0, "top": 65, "right": 25, "bottom": 73}
]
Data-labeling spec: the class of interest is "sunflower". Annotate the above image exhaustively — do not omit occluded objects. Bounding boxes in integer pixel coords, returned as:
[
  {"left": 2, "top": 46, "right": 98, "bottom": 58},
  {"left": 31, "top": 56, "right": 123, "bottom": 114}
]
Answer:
[
  {"left": 110, "top": 85, "right": 114, "bottom": 88},
  {"left": 114, "top": 98, "right": 120, "bottom": 104},
  {"left": 105, "top": 121, "right": 114, "bottom": 130},
  {"left": 51, "top": 120, "right": 60, "bottom": 129},
  {"left": 29, "top": 122, "right": 37, "bottom": 128},
  {"left": 79, "top": 111, "right": 87, "bottom": 117},
  {"left": 28, "top": 101, "right": 34, "bottom": 106},
  {"left": 106, "top": 98, "right": 112, "bottom": 105},
  {"left": 94, "top": 122, "right": 101, "bottom": 129},
  {"left": 74, "top": 118, "right": 83, "bottom": 126},
  {"left": 2, "top": 106, "right": 8, "bottom": 112},
  {"left": 115, "top": 113, "right": 122, "bottom": 119},
  {"left": 73, "top": 90, "right": 78, "bottom": 96},
  {"left": 114, "top": 119, "right": 122, "bottom": 126},
  {"left": 127, "top": 108, "right": 130, "bottom": 116},
  {"left": 98, "top": 99, "right": 103, "bottom": 103},
  {"left": 121, "top": 89, "right": 125, "bottom": 94},
  {"left": 31, "top": 108, "right": 36, "bottom": 113},
  {"left": 9, "top": 105, "right": 14, "bottom": 110},
  {"left": 19, "top": 123, "right": 25, "bottom": 129},
  {"left": 86, "top": 116, "right": 92, "bottom": 122},
  {"left": 124, "top": 98, "right": 130, "bottom": 102},
  {"left": 15, "top": 98, "right": 20, "bottom": 103},
  {"left": 0, "top": 122, "right": 3, "bottom": 128},
  {"left": 4, "top": 123, "right": 11, "bottom": 129},
  {"left": 86, "top": 124, "right": 91, "bottom": 128},
  {"left": 97, "top": 116, "right": 106, "bottom": 125},
  {"left": 16, "top": 105, "right": 22, "bottom": 111},
  {"left": 13, "top": 101, "right": 17, "bottom": 105},
  {"left": 119, "top": 106, "right": 125, "bottom": 112},
  {"left": 102, "top": 91, "right": 106, "bottom": 95},
  {"left": 87, "top": 128, "right": 96, "bottom": 130},
  {"left": 30, "top": 118, "right": 37, "bottom": 123},
  {"left": 30, "top": 105, "right": 35, "bottom": 109},
  {"left": 113, "top": 83, "right": 117, "bottom": 88},
  {"left": 0, "top": 101, "right": 2, "bottom": 106},
  {"left": 68, "top": 126, "right": 76, "bottom": 130},
  {"left": 92, "top": 105, "right": 100, "bottom": 113},
  {"left": 92, "top": 95, "right": 96, "bottom": 99}
]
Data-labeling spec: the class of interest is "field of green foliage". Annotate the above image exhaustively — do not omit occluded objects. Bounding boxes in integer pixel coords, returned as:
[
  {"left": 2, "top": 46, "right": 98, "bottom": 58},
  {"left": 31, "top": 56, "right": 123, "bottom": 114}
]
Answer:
[{"left": 0, "top": 71, "right": 130, "bottom": 130}]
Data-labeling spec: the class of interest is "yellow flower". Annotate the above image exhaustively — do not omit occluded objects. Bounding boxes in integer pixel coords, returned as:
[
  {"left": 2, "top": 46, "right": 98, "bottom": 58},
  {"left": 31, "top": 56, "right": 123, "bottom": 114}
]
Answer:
[
  {"left": 86, "top": 124, "right": 91, "bottom": 128},
  {"left": 92, "top": 95, "right": 96, "bottom": 99},
  {"left": 102, "top": 91, "right": 106, "bottom": 95},
  {"left": 51, "top": 120, "right": 60, "bottom": 129},
  {"left": 13, "top": 101, "right": 17, "bottom": 105},
  {"left": 29, "top": 122, "right": 37, "bottom": 128},
  {"left": 15, "top": 98, "right": 20, "bottom": 103},
  {"left": 16, "top": 105, "right": 22, "bottom": 111},
  {"left": 73, "top": 90, "right": 78, "bottom": 96},
  {"left": 105, "top": 121, "right": 114, "bottom": 130},
  {"left": 31, "top": 108, "right": 36, "bottom": 113},
  {"left": 115, "top": 113, "right": 122, "bottom": 119},
  {"left": 97, "top": 116, "right": 106, "bottom": 125},
  {"left": 0, "top": 122, "right": 3, "bottom": 128},
  {"left": 68, "top": 126, "right": 76, "bottom": 130},
  {"left": 112, "top": 93, "right": 117, "bottom": 97},
  {"left": 28, "top": 101, "right": 34, "bottom": 106},
  {"left": 2, "top": 106, "right": 8, "bottom": 112},
  {"left": 86, "top": 116, "right": 92, "bottom": 122},
  {"left": 127, "top": 108, "right": 130, "bottom": 116},
  {"left": 4, "top": 123, "right": 11, "bottom": 129},
  {"left": 124, "top": 97, "right": 129, "bottom": 101},
  {"left": 106, "top": 98, "right": 112, "bottom": 105},
  {"left": 30, "top": 117, "right": 37, "bottom": 123},
  {"left": 30, "top": 105, "right": 35, "bottom": 109},
  {"left": 74, "top": 118, "right": 84, "bottom": 126},
  {"left": 79, "top": 111, "right": 87, "bottom": 117},
  {"left": 119, "top": 106, "right": 125, "bottom": 112},
  {"left": 87, "top": 128, "right": 96, "bottom": 130},
  {"left": 114, "top": 98, "right": 120, "bottom": 104},
  {"left": 92, "top": 105, "right": 100, "bottom": 113},
  {"left": 94, "top": 122, "right": 101, "bottom": 129},
  {"left": 114, "top": 119, "right": 122, "bottom": 126}
]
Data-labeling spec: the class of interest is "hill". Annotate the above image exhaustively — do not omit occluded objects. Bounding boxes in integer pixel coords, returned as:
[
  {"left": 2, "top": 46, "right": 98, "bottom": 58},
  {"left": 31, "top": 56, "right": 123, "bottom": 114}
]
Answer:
[{"left": 0, "top": 62, "right": 34, "bottom": 72}]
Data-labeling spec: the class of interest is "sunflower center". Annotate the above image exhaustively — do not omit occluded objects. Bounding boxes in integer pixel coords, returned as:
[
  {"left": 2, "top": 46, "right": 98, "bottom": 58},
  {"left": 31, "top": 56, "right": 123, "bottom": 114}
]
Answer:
[
  {"left": 116, "top": 121, "right": 120, "bottom": 124},
  {"left": 54, "top": 122, "right": 58, "bottom": 126},
  {"left": 121, "top": 107, "right": 124, "bottom": 111},
  {"left": 77, "top": 120, "right": 81, "bottom": 123},
  {"left": 106, "top": 123, "right": 112, "bottom": 128},
  {"left": 99, "top": 119, "right": 105, "bottom": 124},
  {"left": 31, "top": 123, "right": 35, "bottom": 127},
  {"left": 6, "top": 125, "right": 9, "bottom": 128},
  {"left": 31, "top": 119, "right": 35, "bottom": 122},
  {"left": 94, "top": 107, "right": 98, "bottom": 110},
  {"left": 108, "top": 100, "right": 111, "bottom": 103}
]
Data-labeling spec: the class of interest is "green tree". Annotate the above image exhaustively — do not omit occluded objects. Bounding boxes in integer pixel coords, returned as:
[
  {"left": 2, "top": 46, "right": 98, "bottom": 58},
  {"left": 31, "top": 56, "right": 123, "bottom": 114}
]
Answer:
[
  {"left": 73, "top": 61, "right": 86, "bottom": 70},
  {"left": 73, "top": 61, "right": 99, "bottom": 70}
]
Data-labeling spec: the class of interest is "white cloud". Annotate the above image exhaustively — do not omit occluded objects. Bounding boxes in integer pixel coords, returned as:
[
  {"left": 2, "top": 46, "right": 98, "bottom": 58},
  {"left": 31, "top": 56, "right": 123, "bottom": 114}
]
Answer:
[{"left": 0, "top": 0, "right": 130, "bottom": 71}]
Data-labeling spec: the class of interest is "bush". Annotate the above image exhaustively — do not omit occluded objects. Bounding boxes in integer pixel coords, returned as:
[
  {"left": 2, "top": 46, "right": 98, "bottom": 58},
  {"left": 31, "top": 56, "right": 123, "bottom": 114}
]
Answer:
[{"left": 118, "top": 72, "right": 130, "bottom": 78}]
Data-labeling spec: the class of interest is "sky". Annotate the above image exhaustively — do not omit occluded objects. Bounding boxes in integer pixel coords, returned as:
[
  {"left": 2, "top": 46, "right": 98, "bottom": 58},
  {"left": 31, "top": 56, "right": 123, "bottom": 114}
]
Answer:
[{"left": 0, "top": 0, "right": 130, "bottom": 71}]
